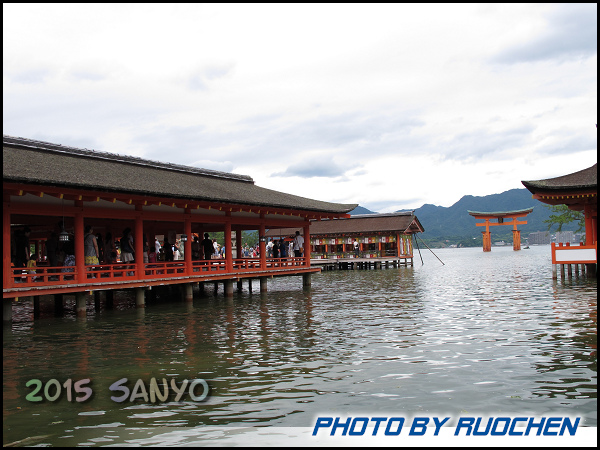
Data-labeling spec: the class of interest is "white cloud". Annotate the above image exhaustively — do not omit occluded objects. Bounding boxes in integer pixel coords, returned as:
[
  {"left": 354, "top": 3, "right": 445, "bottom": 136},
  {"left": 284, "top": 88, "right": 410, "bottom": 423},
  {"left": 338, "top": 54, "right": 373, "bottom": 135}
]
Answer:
[{"left": 3, "top": 3, "right": 597, "bottom": 213}]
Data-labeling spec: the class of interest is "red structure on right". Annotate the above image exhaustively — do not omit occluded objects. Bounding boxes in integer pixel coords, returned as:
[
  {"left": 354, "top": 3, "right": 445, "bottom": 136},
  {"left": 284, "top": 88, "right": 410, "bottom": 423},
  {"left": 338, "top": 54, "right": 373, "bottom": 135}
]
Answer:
[{"left": 522, "top": 163, "right": 597, "bottom": 277}]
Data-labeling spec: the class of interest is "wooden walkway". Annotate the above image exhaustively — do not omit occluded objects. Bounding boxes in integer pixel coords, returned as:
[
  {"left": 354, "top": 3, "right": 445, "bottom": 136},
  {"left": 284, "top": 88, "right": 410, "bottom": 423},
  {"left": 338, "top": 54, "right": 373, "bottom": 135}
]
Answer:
[{"left": 311, "top": 257, "right": 413, "bottom": 271}]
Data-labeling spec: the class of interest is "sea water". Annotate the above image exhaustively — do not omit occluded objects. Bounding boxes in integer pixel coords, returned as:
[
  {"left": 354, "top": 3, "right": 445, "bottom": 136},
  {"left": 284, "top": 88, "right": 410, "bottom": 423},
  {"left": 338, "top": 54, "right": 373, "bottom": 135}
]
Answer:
[{"left": 3, "top": 246, "right": 596, "bottom": 446}]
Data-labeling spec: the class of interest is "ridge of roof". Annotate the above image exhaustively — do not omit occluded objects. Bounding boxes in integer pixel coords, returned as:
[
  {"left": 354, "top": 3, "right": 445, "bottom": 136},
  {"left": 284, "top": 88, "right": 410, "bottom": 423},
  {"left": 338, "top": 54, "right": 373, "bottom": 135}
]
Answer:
[
  {"left": 3, "top": 134, "right": 255, "bottom": 184},
  {"left": 322, "top": 211, "right": 415, "bottom": 221},
  {"left": 521, "top": 163, "right": 597, "bottom": 192}
]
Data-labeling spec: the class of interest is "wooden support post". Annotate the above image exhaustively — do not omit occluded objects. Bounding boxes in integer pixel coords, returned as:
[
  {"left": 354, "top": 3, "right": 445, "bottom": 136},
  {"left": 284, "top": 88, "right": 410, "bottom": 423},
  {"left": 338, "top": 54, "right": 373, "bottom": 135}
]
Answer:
[
  {"left": 588, "top": 264, "right": 597, "bottom": 278},
  {"left": 303, "top": 273, "right": 311, "bottom": 288},
  {"left": 225, "top": 280, "right": 234, "bottom": 297},
  {"left": 260, "top": 277, "right": 268, "bottom": 293},
  {"left": 33, "top": 295, "right": 41, "bottom": 319},
  {"left": 105, "top": 291, "right": 114, "bottom": 309},
  {"left": 214, "top": 281, "right": 219, "bottom": 295},
  {"left": 248, "top": 279, "right": 253, "bottom": 293},
  {"left": 184, "top": 283, "right": 193, "bottom": 302},
  {"left": 237, "top": 279, "right": 243, "bottom": 292},
  {"left": 54, "top": 294, "right": 64, "bottom": 315},
  {"left": 135, "top": 287, "right": 145, "bottom": 308},
  {"left": 552, "top": 264, "right": 558, "bottom": 280},
  {"left": 76, "top": 292, "right": 87, "bottom": 318},
  {"left": 94, "top": 291, "right": 102, "bottom": 311},
  {"left": 4, "top": 298, "right": 13, "bottom": 322}
]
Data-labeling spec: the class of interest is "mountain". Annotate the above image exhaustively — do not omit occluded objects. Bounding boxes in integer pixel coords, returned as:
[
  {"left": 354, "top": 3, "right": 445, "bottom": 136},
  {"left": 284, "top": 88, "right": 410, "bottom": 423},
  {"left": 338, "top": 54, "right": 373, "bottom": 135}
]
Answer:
[
  {"left": 404, "top": 188, "right": 580, "bottom": 239},
  {"left": 349, "top": 205, "right": 376, "bottom": 215}
]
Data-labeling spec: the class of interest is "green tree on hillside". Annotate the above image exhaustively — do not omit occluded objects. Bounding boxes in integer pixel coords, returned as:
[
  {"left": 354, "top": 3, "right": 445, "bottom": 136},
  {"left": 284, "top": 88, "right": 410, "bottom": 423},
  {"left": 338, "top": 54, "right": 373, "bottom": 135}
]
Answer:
[{"left": 544, "top": 204, "right": 585, "bottom": 233}]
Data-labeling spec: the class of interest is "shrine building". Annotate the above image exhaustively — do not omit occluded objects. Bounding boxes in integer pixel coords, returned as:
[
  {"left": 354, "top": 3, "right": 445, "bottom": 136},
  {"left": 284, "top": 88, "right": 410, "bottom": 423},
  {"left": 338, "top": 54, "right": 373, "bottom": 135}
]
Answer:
[
  {"left": 3, "top": 135, "right": 357, "bottom": 320},
  {"left": 522, "top": 163, "right": 597, "bottom": 278},
  {"left": 264, "top": 211, "right": 424, "bottom": 264}
]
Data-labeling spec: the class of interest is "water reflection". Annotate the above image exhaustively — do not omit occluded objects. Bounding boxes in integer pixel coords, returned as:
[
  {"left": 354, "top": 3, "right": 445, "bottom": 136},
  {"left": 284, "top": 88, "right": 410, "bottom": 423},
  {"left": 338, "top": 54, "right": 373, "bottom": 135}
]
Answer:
[{"left": 3, "top": 247, "right": 597, "bottom": 446}]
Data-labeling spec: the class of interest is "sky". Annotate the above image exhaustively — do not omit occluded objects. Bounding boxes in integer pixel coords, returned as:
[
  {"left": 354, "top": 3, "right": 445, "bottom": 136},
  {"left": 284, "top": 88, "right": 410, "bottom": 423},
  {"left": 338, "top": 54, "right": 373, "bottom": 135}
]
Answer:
[{"left": 3, "top": 3, "right": 597, "bottom": 213}]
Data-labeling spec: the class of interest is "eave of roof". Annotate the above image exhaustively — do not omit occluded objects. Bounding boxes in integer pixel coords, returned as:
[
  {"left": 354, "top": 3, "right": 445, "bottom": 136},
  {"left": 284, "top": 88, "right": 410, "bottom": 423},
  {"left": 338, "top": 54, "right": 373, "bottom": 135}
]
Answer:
[
  {"left": 265, "top": 212, "right": 425, "bottom": 236},
  {"left": 3, "top": 135, "right": 357, "bottom": 215},
  {"left": 521, "top": 163, "right": 597, "bottom": 194}
]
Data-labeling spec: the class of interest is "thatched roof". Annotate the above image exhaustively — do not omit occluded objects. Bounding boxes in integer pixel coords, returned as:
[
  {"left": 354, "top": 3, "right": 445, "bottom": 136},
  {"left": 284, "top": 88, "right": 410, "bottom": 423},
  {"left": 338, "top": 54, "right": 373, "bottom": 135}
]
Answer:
[{"left": 3, "top": 135, "right": 357, "bottom": 214}]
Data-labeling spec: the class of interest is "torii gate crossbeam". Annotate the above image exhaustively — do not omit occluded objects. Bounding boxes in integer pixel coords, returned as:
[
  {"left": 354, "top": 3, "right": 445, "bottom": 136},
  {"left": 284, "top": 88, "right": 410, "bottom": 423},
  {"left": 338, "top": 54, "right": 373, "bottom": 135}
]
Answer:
[{"left": 468, "top": 208, "right": 534, "bottom": 252}]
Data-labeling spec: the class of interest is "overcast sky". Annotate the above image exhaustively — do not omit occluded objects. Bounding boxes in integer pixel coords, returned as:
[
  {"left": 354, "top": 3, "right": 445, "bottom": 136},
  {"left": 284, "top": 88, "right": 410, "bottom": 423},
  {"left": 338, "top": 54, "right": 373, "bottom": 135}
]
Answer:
[{"left": 3, "top": 3, "right": 597, "bottom": 212}]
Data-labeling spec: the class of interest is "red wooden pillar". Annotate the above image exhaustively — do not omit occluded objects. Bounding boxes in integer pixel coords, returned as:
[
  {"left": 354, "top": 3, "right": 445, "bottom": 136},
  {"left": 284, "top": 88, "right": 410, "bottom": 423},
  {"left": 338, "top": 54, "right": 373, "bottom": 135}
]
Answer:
[
  {"left": 513, "top": 230, "right": 521, "bottom": 251},
  {"left": 259, "top": 218, "right": 266, "bottom": 269},
  {"left": 135, "top": 205, "right": 144, "bottom": 278},
  {"left": 225, "top": 214, "right": 233, "bottom": 273},
  {"left": 482, "top": 219, "right": 491, "bottom": 252},
  {"left": 4, "top": 198, "right": 12, "bottom": 287},
  {"left": 236, "top": 229, "right": 243, "bottom": 260},
  {"left": 184, "top": 209, "right": 192, "bottom": 275},
  {"left": 584, "top": 204, "right": 596, "bottom": 245},
  {"left": 74, "top": 203, "right": 85, "bottom": 283},
  {"left": 304, "top": 222, "right": 311, "bottom": 266}
]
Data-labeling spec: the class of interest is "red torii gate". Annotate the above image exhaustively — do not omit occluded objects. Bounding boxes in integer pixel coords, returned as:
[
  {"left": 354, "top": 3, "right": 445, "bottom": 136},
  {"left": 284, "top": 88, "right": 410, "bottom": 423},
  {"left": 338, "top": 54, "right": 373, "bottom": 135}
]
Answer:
[{"left": 468, "top": 208, "right": 534, "bottom": 252}]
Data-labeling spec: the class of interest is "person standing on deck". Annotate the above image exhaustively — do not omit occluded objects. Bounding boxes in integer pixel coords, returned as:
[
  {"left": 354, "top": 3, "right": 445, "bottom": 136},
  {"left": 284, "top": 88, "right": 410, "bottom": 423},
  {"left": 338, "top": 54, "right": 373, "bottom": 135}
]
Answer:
[
  {"left": 191, "top": 236, "right": 201, "bottom": 260},
  {"left": 14, "top": 227, "right": 31, "bottom": 268},
  {"left": 293, "top": 231, "right": 304, "bottom": 257},
  {"left": 354, "top": 239, "right": 360, "bottom": 257},
  {"left": 120, "top": 228, "right": 135, "bottom": 263},
  {"left": 105, "top": 232, "right": 117, "bottom": 263},
  {"left": 84, "top": 225, "right": 100, "bottom": 265},
  {"left": 202, "top": 233, "right": 213, "bottom": 260}
]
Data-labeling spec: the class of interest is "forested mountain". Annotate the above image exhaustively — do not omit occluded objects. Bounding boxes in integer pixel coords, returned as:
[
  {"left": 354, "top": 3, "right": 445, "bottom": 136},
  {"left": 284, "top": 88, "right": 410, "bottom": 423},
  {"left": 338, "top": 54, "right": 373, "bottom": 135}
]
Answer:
[
  {"left": 350, "top": 188, "right": 580, "bottom": 241},
  {"left": 348, "top": 205, "right": 376, "bottom": 215},
  {"left": 410, "top": 188, "right": 578, "bottom": 239}
]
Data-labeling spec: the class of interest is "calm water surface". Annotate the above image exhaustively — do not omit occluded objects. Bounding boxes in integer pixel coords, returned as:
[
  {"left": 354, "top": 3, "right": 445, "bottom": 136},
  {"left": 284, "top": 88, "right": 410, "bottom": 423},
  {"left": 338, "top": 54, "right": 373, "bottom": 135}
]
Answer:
[{"left": 3, "top": 246, "right": 597, "bottom": 446}]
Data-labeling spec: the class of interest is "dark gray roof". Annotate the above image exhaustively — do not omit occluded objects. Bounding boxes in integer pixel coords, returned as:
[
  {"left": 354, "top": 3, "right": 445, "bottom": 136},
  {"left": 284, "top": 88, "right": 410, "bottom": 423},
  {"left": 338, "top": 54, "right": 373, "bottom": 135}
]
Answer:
[
  {"left": 265, "top": 212, "right": 424, "bottom": 237},
  {"left": 468, "top": 207, "right": 534, "bottom": 217},
  {"left": 522, "top": 164, "right": 597, "bottom": 194},
  {"left": 3, "top": 135, "right": 357, "bottom": 214}
]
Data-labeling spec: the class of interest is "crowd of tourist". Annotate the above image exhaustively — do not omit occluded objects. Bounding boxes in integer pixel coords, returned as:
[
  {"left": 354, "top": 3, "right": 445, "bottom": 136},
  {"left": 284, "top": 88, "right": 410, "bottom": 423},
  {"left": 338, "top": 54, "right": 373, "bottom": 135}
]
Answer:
[{"left": 12, "top": 225, "right": 306, "bottom": 272}]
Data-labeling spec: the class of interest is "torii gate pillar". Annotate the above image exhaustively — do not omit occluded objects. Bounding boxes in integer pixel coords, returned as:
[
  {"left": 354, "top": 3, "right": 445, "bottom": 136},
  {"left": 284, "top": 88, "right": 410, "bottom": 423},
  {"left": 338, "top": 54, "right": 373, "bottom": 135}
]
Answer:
[{"left": 482, "top": 229, "right": 492, "bottom": 252}]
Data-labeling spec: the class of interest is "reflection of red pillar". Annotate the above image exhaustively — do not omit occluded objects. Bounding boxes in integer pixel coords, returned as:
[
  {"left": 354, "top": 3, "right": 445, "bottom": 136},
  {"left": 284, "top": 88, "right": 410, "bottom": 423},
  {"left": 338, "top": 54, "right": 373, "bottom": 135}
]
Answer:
[
  {"left": 513, "top": 230, "right": 521, "bottom": 251},
  {"left": 482, "top": 231, "right": 491, "bottom": 252}
]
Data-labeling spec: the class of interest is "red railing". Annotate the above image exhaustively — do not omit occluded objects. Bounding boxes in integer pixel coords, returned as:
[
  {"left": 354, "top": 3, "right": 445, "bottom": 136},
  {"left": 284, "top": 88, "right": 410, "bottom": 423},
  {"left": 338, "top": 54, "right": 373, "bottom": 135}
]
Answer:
[{"left": 7, "top": 257, "right": 311, "bottom": 290}]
